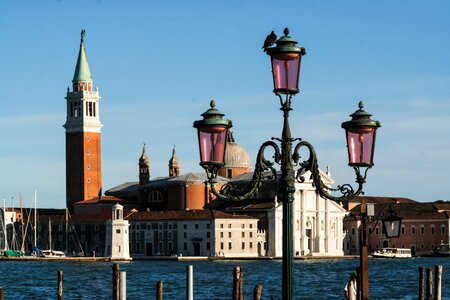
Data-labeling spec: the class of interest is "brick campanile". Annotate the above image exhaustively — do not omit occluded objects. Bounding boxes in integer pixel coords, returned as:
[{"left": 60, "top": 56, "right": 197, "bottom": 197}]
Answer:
[{"left": 64, "top": 30, "right": 103, "bottom": 212}]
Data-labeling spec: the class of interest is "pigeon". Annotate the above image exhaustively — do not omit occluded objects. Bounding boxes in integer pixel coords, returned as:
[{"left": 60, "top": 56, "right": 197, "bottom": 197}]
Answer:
[{"left": 262, "top": 31, "right": 277, "bottom": 52}]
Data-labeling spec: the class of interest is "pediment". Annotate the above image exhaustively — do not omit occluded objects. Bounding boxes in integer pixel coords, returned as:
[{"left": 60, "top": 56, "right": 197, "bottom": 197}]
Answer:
[{"left": 296, "top": 168, "right": 334, "bottom": 185}]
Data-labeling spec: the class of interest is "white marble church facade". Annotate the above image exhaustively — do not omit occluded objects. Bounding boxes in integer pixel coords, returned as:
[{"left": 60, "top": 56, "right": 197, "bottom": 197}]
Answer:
[{"left": 267, "top": 170, "right": 346, "bottom": 257}]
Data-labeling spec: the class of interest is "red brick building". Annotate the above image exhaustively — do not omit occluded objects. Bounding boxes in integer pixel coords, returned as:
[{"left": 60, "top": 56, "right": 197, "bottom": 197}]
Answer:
[{"left": 343, "top": 196, "right": 450, "bottom": 256}]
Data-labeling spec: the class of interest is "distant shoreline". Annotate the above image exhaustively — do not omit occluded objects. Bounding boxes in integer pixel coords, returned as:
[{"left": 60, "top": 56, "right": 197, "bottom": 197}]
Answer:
[{"left": 0, "top": 255, "right": 361, "bottom": 262}]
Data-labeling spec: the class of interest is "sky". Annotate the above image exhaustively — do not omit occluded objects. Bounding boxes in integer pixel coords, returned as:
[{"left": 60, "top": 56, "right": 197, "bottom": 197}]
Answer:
[{"left": 1, "top": 1, "right": 450, "bottom": 208}]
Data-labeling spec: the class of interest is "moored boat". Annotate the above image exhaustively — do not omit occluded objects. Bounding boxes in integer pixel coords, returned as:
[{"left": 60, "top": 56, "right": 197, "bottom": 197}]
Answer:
[
  {"left": 3, "top": 250, "right": 22, "bottom": 257},
  {"left": 373, "top": 248, "right": 412, "bottom": 258},
  {"left": 40, "top": 249, "right": 66, "bottom": 258}
]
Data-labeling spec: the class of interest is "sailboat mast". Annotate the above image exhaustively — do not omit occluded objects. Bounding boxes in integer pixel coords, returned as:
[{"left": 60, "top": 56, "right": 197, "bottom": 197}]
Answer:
[
  {"left": 2, "top": 199, "right": 8, "bottom": 251},
  {"left": 34, "top": 188, "right": 37, "bottom": 251},
  {"left": 65, "top": 208, "right": 68, "bottom": 255},
  {"left": 20, "top": 193, "right": 25, "bottom": 254},
  {"left": 48, "top": 218, "right": 52, "bottom": 251}
]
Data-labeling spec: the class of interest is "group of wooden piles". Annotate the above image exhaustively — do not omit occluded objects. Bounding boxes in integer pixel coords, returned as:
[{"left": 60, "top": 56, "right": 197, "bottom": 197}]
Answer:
[
  {"left": 111, "top": 264, "right": 263, "bottom": 300},
  {"left": 419, "top": 265, "right": 443, "bottom": 300},
  {"left": 0, "top": 264, "right": 445, "bottom": 299}
]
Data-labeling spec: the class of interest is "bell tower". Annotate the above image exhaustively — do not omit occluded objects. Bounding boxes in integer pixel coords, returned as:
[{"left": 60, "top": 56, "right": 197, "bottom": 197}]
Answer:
[
  {"left": 64, "top": 30, "right": 103, "bottom": 212},
  {"left": 139, "top": 144, "right": 150, "bottom": 185},
  {"left": 168, "top": 147, "right": 180, "bottom": 177}
]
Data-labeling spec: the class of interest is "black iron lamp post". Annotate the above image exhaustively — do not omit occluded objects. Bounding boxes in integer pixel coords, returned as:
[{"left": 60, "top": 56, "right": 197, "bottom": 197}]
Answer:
[{"left": 193, "top": 28, "right": 381, "bottom": 300}]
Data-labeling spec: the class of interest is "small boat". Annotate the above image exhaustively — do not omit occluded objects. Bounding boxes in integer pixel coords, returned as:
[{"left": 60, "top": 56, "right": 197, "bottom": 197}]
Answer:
[
  {"left": 40, "top": 249, "right": 66, "bottom": 258},
  {"left": 3, "top": 249, "right": 22, "bottom": 257},
  {"left": 373, "top": 248, "right": 412, "bottom": 258},
  {"left": 38, "top": 218, "right": 66, "bottom": 258}
]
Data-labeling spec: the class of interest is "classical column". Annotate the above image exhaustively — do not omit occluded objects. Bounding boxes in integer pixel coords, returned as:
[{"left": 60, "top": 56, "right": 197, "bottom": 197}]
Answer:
[
  {"left": 300, "top": 190, "right": 307, "bottom": 255},
  {"left": 315, "top": 192, "right": 324, "bottom": 254},
  {"left": 325, "top": 199, "right": 330, "bottom": 253}
]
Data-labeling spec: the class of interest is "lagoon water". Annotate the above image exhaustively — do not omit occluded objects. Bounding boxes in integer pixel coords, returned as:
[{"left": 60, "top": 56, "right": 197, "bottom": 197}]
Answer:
[{"left": 0, "top": 257, "right": 449, "bottom": 299}]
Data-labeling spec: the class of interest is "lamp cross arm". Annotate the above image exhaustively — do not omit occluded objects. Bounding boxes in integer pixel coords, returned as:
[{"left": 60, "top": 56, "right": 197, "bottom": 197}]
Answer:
[
  {"left": 293, "top": 140, "right": 368, "bottom": 203},
  {"left": 207, "top": 140, "right": 281, "bottom": 202}
]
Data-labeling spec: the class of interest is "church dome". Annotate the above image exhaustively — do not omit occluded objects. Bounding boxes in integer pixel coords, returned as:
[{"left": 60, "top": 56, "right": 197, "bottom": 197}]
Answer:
[{"left": 223, "top": 130, "right": 251, "bottom": 169}]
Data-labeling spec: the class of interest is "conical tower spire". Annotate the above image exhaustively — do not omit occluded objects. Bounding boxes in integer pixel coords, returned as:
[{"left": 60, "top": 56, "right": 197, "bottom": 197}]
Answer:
[
  {"left": 72, "top": 30, "right": 92, "bottom": 91},
  {"left": 139, "top": 143, "right": 150, "bottom": 166},
  {"left": 169, "top": 146, "right": 180, "bottom": 177}
]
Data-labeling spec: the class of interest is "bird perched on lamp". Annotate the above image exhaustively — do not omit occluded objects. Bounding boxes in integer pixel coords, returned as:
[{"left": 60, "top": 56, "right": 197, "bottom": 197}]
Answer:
[{"left": 262, "top": 31, "right": 277, "bottom": 52}]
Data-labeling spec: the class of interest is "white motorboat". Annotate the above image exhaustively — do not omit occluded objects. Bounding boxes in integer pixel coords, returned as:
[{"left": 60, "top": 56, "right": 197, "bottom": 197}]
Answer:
[{"left": 373, "top": 248, "right": 412, "bottom": 258}]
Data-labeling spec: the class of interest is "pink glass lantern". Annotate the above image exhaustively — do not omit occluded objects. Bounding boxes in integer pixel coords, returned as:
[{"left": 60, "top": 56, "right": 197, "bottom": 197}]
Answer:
[
  {"left": 193, "top": 100, "right": 232, "bottom": 168},
  {"left": 342, "top": 102, "right": 381, "bottom": 167},
  {"left": 266, "top": 28, "right": 306, "bottom": 95}
]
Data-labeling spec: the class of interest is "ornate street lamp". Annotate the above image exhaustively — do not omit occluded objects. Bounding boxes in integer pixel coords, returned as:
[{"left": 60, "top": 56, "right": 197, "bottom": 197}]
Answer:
[{"left": 193, "top": 28, "right": 381, "bottom": 300}]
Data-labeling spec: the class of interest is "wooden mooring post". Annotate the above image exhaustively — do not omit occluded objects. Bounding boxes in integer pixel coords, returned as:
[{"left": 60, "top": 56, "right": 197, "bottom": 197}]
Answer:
[
  {"left": 186, "top": 265, "right": 193, "bottom": 300},
  {"left": 253, "top": 285, "right": 263, "bottom": 300},
  {"left": 435, "top": 265, "right": 443, "bottom": 300},
  {"left": 57, "top": 271, "right": 64, "bottom": 300},
  {"left": 0, "top": 287, "right": 4, "bottom": 300},
  {"left": 112, "top": 263, "right": 120, "bottom": 300},
  {"left": 232, "top": 266, "right": 244, "bottom": 300},
  {"left": 427, "top": 268, "right": 433, "bottom": 300},
  {"left": 156, "top": 281, "right": 163, "bottom": 300},
  {"left": 120, "top": 271, "right": 126, "bottom": 300},
  {"left": 419, "top": 267, "right": 425, "bottom": 300}
]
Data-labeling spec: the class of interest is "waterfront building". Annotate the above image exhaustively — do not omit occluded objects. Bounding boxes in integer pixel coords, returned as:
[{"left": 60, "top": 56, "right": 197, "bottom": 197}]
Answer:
[
  {"left": 64, "top": 30, "right": 103, "bottom": 213},
  {"left": 36, "top": 209, "right": 107, "bottom": 256},
  {"left": 127, "top": 209, "right": 261, "bottom": 257},
  {"left": 343, "top": 196, "right": 450, "bottom": 256},
  {"left": 0, "top": 207, "right": 108, "bottom": 257}
]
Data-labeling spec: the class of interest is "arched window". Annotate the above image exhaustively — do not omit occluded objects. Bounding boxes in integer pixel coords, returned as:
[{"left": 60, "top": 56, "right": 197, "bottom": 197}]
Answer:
[
  {"left": 431, "top": 225, "right": 435, "bottom": 235},
  {"left": 148, "top": 190, "right": 164, "bottom": 203},
  {"left": 411, "top": 226, "right": 416, "bottom": 235},
  {"left": 420, "top": 225, "right": 425, "bottom": 235}
]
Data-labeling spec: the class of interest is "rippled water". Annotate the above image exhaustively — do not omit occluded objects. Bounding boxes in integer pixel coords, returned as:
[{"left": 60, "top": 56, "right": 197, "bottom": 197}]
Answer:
[{"left": 0, "top": 257, "right": 448, "bottom": 299}]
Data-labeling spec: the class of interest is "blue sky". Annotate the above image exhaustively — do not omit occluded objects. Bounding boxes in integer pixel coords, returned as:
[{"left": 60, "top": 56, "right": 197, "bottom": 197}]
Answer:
[{"left": 1, "top": 1, "right": 449, "bottom": 208}]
